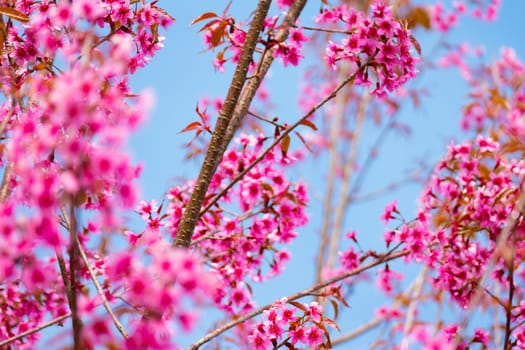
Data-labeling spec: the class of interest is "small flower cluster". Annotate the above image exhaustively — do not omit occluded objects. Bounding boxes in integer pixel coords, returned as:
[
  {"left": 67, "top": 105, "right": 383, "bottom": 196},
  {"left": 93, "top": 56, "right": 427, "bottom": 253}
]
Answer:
[
  {"left": 458, "top": 48, "right": 525, "bottom": 135},
  {"left": 318, "top": 2, "right": 419, "bottom": 97},
  {"left": 88, "top": 244, "right": 217, "bottom": 349},
  {"left": 166, "top": 133, "right": 309, "bottom": 315},
  {"left": 248, "top": 299, "right": 335, "bottom": 349},
  {"left": 198, "top": 6, "right": 308, "bottom": 72}
]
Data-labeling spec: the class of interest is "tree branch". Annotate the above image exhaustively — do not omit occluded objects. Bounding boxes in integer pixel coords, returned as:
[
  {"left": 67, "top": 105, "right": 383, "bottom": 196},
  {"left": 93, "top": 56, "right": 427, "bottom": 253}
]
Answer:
[
  {"left": 332, "top": 317, "right": 383, "bottom": 347},
  {"left": 316, "top": 64, "right": 351, "bottom": 286},
  {"left": 174, "top": 0, "right": 272, "bottom": 247},
  {"left": 0, "top": 313, "right": 72, "bottom": 348},
  {"left": 221, "top": 0, "right": 308, "bottom": 149},
  {"left": 187, "top": 246, "right": 408, "bottom": 349},
  {"left": 68, "top": 198, "right": 82, "bottom": 349},
  {"left": 76, "top": 236, "right": 128, "bottom": 338},
  {"left": 326, "top": 88, "right": 370, "bottom": 270}
]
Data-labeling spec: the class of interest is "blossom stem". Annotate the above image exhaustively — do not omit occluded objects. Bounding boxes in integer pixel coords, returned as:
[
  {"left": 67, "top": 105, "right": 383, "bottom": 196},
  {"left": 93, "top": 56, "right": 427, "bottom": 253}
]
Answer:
[{"left": 75, "top": 237, "right": 128, "bottom": 338}]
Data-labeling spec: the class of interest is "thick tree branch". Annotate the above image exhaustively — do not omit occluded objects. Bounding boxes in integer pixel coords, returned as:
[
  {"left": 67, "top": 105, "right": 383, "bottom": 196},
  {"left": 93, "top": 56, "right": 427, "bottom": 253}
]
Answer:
[
  {"left": 221, "top": 0, "right": 308, "bottom": 148},
  {"left": 187, "top": 246, "right": 408, "bottom": 349},
  {"left": 174, "top": 0, "right": 272, "bottom": 247}
]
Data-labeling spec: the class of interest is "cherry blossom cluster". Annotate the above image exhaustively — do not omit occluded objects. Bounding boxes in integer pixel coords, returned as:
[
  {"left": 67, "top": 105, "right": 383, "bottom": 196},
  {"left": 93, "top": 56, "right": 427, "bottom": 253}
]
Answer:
[
  {"left": 386, "top": 135, "right": 525, "bottom": 306},
  {"left": 0, "top": 0, "right": 185, "bottom": 348},
  {"left": 317, "top": 2, "right": 419, "bottom": 97},
  {"left": 165, "top": 133, "right": 309, "bottom": 315},
  {"left": 0, "top": 254, "right": 68, "bottom": 348},
  {"left": 248, "top": 299, "right": 335, "bottom": 349},
  {"left": 90, "top": 243, "right": 216, "bottom": 349}
]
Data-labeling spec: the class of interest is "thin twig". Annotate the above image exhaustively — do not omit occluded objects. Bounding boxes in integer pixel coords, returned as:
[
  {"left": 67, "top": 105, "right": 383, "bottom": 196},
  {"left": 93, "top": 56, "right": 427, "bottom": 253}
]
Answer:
[
  {"left": 187, "top": 246, "right": 408, "bottom": 350},
  {"left": 247, "top": 110, "right": 283, "bottom": 128},
  {"left": 332, "top": 318, "right": 383, "bottom": 347},
  {"left": 331, "top": 263, "right": 421, "bottom": 347},
  {"left": 503, "top": 228, "right": 516, "bottom": 348},
  {"left": 76, "top": 237, "right": 128, "bottom": 338},
  {"left": 293, "top": 24, "right": 353, "bottom": 35},
  {"left": 0, "top": 313, "right": 72, "bottom": 347},
  {"left": 347, "top": 175, "right": 422, "bottom": 203},
  {"left": 0, "top": 103, "right": 16, "bottom": 202}
]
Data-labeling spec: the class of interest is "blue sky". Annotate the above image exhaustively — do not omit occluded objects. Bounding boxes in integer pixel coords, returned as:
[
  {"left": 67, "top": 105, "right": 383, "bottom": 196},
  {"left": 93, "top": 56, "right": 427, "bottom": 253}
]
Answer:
[{"left": 127, "top": 0, "right": 525, "bottom": 347}]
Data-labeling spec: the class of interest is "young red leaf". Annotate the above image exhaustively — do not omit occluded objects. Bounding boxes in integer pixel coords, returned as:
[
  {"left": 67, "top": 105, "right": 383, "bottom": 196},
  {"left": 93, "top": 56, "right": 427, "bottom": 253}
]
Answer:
[
  {"left": 191, "top": 12, "right": 218, "bottom": 26},
  {"left": 211, "top": 23, "right": 227, "bottom": 47},
  {"left": 294, "top": 131, "right": 313, "bottom": 153},
  {"left": 409, "top": 34, "right": 422, "bottom": 57},
  {"left": 288, "top": 300, "right": 308, "bottom": 312},
  {"left": 198, "top": 19, "right": 222, "bottom": 33},
  {"left": 323, "top": 317, "right": 341, "bottom": 331},
  {"left": 329, "top": 299, "right": 339, "bottom": 320},
  {"left": 299, "top": 119, "right": 318, "bottom": 131},
  {"left": 179, "top": 121, "right": 202, "bottom": 133},
  {"left": 280, "top": 134, "right": 291, "bottom": 157}
]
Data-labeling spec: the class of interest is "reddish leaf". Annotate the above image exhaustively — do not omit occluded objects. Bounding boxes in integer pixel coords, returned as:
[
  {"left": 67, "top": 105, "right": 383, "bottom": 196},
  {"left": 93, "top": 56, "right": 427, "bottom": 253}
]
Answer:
[
  {"left": 409, "top": 34, "right": 422, "bottom": 56},
  {"left": 329, "top": 299, "right": 339, "bottom": 320},
  {"left": 179, "top": 121, "right": 202, "bottom": 133},
  {"left": 198, "top": 18, "right": 221, "bottom": 33},
  {"left": 299, "top": 119, "right": 318, "bottom": 131},
  {"left": 260, "top": 183, "right": 275, "bottom": 195},
  {"left": 324, "top": 317, "right": 341, "bottom": 331},
  {"left": 191, "top": 12, "right": 218, "bottom": 26},
  {"left": 294, "top": 131, "right": 313, "bottom": 153},
  {"left": 280, "top": 134, "right": 291, "bottom": 157},
  {"left": 211, "top": 23, "right": 227, "bottom": 47},
  {"left": 288, "top": 300, "right": 308, "bottom": 312},
  {"left": 0, "top": 7, "right": 29, "bottom": 22},
  {"left": 404, "top": 6, "right": 431, "bottom": 30}
]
